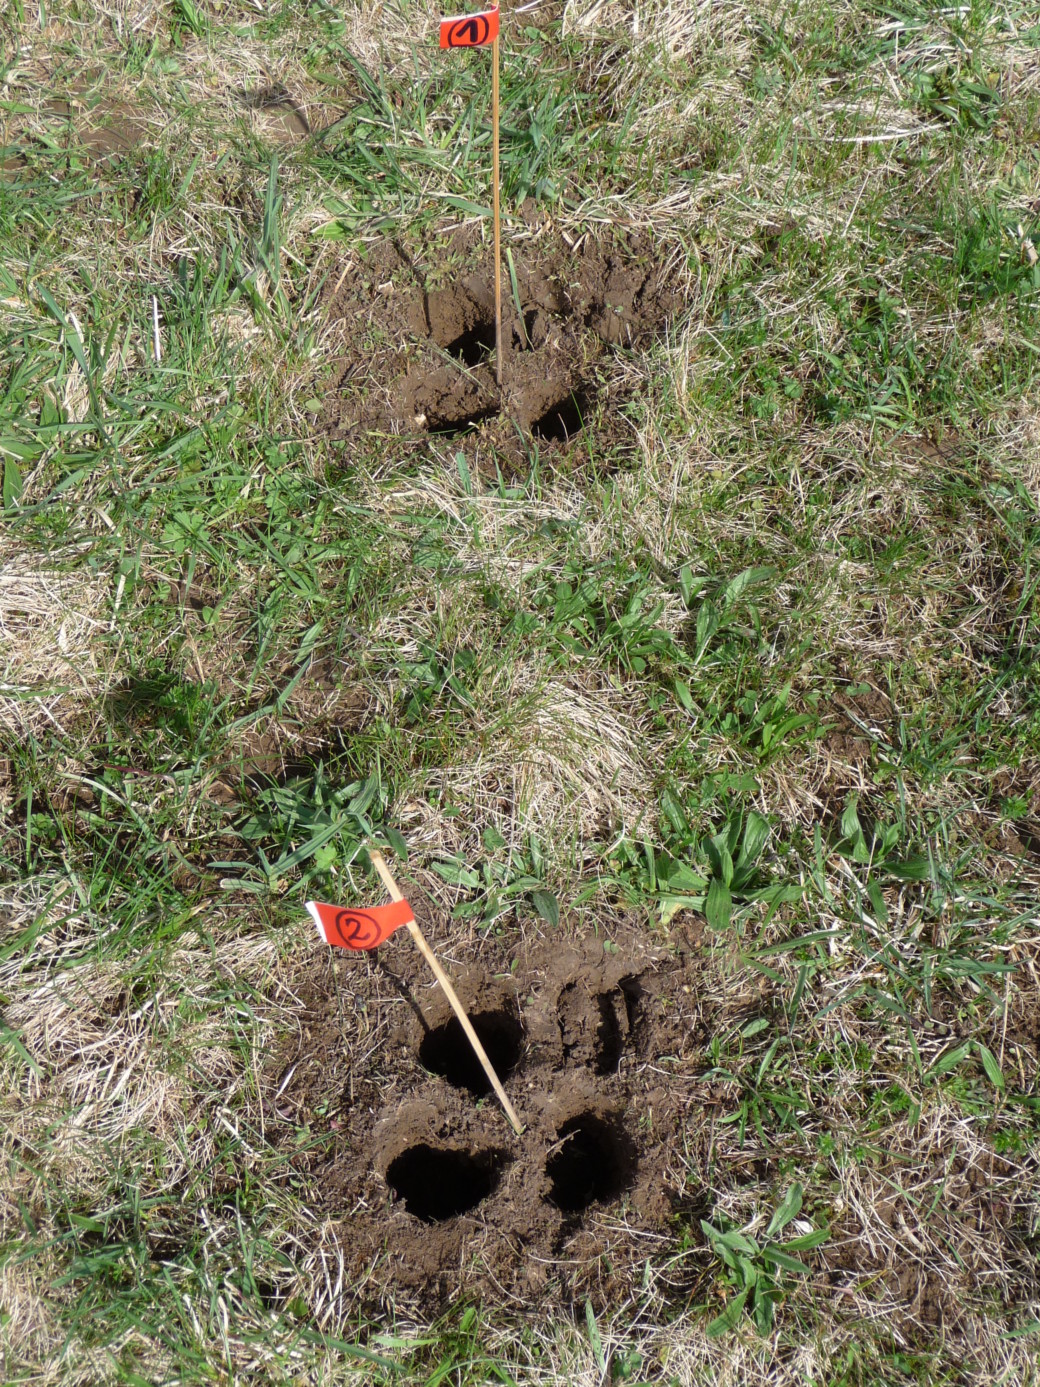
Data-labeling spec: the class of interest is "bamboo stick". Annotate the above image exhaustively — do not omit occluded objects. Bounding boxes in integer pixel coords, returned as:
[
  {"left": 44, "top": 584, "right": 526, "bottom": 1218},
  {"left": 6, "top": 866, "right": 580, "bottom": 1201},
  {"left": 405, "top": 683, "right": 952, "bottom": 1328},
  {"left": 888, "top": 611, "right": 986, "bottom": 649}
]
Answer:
[{"left": 369, "top": 850, "right": 523, "bottom": 1135}]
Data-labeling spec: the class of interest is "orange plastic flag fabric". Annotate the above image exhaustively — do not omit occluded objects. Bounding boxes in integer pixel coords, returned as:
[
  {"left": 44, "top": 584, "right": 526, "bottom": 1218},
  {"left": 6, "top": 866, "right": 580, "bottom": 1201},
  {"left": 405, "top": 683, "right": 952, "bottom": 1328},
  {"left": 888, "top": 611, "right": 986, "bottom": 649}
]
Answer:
[
  {"left": 439, "top": 4, "right": 499, "bottom": 47},
  {"left": 306, "top": 898, "right": 415, "bottom": 950}
]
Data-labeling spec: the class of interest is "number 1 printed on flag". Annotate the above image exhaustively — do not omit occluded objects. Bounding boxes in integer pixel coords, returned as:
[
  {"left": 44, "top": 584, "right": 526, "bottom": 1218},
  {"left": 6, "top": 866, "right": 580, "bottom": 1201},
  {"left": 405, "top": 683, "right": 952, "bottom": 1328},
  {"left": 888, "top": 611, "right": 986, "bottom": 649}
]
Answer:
[{"left": 439, "top": 4, "right": 499, "bottom": 47}]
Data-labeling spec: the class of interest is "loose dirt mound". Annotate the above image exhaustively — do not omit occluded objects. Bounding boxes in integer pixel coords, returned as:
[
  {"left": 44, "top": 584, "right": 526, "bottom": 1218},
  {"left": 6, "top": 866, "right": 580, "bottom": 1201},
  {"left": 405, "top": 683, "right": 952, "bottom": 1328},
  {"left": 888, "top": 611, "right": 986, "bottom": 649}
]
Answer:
[
  {"left": 319, "top": 226, "right": 683, "bottom": 466},
  {"left": 270, "top": 921, "right": 708, "bottom": 1310}
]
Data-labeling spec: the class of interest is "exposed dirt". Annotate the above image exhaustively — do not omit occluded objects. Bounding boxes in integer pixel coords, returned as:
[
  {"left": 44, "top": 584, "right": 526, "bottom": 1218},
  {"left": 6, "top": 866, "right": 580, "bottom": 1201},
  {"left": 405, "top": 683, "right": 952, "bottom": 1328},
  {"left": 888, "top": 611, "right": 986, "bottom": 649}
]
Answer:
[
  {"left": 266, "top": 901, "right": 1040, "bottom": 1334},
  {"left": 269, "top": 918, "right": 711, "bottom": 1310},
  {"left": 903, "top": 431, "right": 971, "bottom": 468},
  {"left": 1, "top": 94, "right": 151, "bottom": 174},
  {"left": 822, "top": 1145, "right": 1039, "bottom": 1344},
  {"left": 285, "top": 657, "right": 372, "bottom": 734},
  {"left": 241, "top": 85, "right": 311, "bottom": 143},
  {"left": 982, "top": 764, "right": 1040, "bottom": 877},
  {"left": 205, "top": 691, "right": 368, "bottom": 807},
  {"left": 820, "top": 684, "right": 893, "bottom": 769},
  {"left": 240, "top": 85, "right": 344, "bottom": 146},
  {"left": 41, "top": 98, "right": 150, "bottom": 162},
  {"left": 319, "top": 225, "right": 683, "bottom": 468}
]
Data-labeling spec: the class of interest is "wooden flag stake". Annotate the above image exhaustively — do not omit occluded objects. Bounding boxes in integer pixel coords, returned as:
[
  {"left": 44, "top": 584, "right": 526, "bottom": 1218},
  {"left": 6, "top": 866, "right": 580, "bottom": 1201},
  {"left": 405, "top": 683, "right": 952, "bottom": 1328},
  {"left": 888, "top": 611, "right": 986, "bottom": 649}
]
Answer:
[
  {"left": 439, "top": 7, "right": 504, "bottom": 383},
  {"left": 491, "top": 32, "right": 503, "bottom": 387},
  {"left": 369, "top": 850, "right": 524, "bottom": 1136}
]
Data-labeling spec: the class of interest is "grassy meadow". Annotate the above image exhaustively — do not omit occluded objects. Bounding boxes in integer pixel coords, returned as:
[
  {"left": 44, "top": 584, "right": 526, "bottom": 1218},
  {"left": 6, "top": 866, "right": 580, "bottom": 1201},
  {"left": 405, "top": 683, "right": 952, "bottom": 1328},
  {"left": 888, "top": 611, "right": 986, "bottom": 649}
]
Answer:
[{"left": 2, "top": 0, "right": 1040, "bottom": 1382}]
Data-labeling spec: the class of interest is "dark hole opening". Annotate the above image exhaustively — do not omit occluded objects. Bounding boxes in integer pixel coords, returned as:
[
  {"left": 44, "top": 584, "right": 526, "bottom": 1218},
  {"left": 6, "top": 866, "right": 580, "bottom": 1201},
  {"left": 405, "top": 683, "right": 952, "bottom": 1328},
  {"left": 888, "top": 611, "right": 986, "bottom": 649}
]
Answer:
[
  {"left": 445, "top": 320, "right": 497, "bottom": 367},
  {"left": 427, "top": 406, "right": 497, "bottom": 436},
  {"left": 595, "top": 993, "right": 623, "bottom": 1074},
  {"left": 386, "top": 1143, "right": 508, "bottom": 1222},
  {"left": 531, "top": 387, "right": 592, "bottom": 443},
  {"left": 596, "top": 977, "right": 643, "bottom": 1073},
  {"left": 515, "top": 309, "right": 540, "bottom": 350},
  {"left": 546, "top": 1112, "right": 637, "bottom": 1213},
  {"left": 418, "top": 1009, "right": 523, "bottom": 1096},
  {"left": 619, "top": 975, "right": 642, "bottom": 1032}
]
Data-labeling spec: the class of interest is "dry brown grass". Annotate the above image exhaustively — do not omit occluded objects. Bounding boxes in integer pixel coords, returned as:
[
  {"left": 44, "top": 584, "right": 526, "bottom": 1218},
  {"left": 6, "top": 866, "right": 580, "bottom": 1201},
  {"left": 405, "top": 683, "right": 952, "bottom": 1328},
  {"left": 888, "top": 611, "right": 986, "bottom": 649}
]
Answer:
[{"left": 0, "top": 545, "right": 112, "bottom": 742}]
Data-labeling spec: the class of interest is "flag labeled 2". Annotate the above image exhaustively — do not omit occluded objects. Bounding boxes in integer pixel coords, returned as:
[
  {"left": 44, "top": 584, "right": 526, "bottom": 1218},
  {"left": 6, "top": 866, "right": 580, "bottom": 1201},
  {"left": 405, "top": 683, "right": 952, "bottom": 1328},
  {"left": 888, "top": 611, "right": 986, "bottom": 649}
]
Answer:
[
  {"left": 306, "top": 898, "right": 415, "bottom": 950},
  {"left": 439, "top": 4, "right": 499, "bottom": 47}
]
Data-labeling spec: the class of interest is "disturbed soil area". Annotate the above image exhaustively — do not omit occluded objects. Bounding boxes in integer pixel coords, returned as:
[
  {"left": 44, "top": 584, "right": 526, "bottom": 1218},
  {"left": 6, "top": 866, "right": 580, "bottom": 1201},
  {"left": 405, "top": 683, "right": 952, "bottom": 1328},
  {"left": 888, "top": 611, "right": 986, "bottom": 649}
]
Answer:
[
  {"left": 269, "top": 917, "right": 710, "bottom": 1310},
  {"left": 267, "top": 908, "right": 1040, "bottom": 1334},
  {"left": 319, "top": 224, "right": 683, "bottom": 466}
]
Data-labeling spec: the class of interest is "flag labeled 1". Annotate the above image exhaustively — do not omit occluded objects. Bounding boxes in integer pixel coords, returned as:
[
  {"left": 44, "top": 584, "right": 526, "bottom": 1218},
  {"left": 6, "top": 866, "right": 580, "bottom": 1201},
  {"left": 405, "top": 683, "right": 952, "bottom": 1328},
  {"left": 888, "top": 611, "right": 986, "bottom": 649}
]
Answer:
[
  {"left": 439, "top": 4, "right": 499, "bottom": 47},
  {"left": 306, "top": 898, "right": 414, "bottom": 950}
]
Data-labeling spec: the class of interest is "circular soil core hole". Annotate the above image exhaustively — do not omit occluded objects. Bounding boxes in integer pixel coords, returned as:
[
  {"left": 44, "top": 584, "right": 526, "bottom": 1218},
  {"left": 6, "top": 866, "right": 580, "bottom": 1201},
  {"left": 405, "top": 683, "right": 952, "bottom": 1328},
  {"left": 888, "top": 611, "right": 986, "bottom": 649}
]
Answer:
[
  {"left": 445, "top": 320, "right": 496, "bottom": 367},
  {"left": 386, "top": 1144, "right": 509, "bottom": 1223},
  {"left": 531, "top": 386, "right": 592, "bottom": 443},
  {"left": 418, "top": 1009, "right": 523, "bottom": 1096},
  {"left": 546, "top": 1112, "right": 636, "bottom": 1213}
]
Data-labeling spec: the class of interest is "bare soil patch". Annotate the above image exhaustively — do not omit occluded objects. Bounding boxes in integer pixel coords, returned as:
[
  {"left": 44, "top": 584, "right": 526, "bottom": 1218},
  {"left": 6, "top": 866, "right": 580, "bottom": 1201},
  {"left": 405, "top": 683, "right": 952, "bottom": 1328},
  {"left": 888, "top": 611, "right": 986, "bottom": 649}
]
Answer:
[
  {"left": 823, "top": 1144, "right": 1040, "bottom": 1345},
  {"left": 820, "top": 684, "right": 893, "bottom": 769},
  {"left": 269, "top": 920, "right": 708, "bottom": 1310},
  {"left": 319, "top": 225, "right": 683, "bottom": 468},
  {"left": 241, "top": 85, "right": 312, "bottom": 143},
  {"left": 2, "top": 94, "right": 150, "bottom": 174},
  {"left": 39, "top": 97, "right": 150, "bottom": 162},
  {"left": 240, "top": 85, "right": 344, "bottom": 145}
]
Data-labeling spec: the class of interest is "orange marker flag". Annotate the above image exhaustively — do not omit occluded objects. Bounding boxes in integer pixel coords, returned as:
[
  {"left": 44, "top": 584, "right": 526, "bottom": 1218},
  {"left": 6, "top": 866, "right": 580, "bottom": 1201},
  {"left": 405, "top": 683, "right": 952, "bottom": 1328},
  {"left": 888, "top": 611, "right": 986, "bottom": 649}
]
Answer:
[
  {"left": 306, "top": 898, "right": 414, "bottom": 951},
  {"left": 439, "top": 4, "right": 499, "bottom": 47}
]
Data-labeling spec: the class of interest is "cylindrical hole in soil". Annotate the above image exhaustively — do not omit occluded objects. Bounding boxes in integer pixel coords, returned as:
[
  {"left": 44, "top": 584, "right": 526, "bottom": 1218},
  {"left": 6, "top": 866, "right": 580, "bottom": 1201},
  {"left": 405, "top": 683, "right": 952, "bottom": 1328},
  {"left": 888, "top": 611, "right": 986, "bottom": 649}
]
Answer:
[
  {"left": 595, "top": 993, "right": 623, "bottom": 1074},
  {"left": 445, "top": 320, "right": 496, "bottom": 366},
  {"left": 385, "top": 1143, "right": 509, "bottom": 1223},
  {"left": 596, "top": 977, "right": 644, "bottom": 1075},
  {"left": 418, "top": 1009, "right": 523, "bottom": 1096},
  {"left": 546, "top": 1112, "right": 636, "bottom": 1213},
  {"left": 531, "top": 386, "right": 592, "bottom": 443}
]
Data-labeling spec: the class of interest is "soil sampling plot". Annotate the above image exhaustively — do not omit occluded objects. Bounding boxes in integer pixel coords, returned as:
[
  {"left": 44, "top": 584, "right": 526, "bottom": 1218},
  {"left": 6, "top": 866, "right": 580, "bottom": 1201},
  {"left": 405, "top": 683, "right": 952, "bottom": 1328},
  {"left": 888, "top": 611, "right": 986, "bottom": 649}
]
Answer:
[
  {"left": 268, "top": 922, "right": 709, "bottom": 1311},
  {"left": 319, "top": 224, "right": 684, "bottom": 468}
]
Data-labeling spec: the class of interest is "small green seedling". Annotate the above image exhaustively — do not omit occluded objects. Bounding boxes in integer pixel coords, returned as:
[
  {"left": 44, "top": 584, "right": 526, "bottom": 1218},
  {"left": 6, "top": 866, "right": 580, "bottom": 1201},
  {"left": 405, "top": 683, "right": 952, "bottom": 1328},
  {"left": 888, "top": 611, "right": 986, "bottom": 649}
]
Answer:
[{"left": 701, "top": 1184, "right": 828, "bottom": 1336}]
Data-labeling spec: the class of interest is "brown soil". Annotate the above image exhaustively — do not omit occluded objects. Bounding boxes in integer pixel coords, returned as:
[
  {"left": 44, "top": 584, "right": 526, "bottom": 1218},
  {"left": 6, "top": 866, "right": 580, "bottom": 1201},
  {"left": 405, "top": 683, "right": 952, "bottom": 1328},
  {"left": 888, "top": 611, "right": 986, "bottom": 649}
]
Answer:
[
  {"left": 1, "top": 94, "right": 151, "bottom": 173},
  {"left": 240, "top": 85, "right": 343, "bottom": 146},
  {"left": 319, "top": 225, "right": 683, "bottom": 468},
  {"left": 204, "top": 686, "right": 369, "bottom": 807},
  {"left": 40, "top": 98, "right": 150, "bottom": 162},
  {"left": 823, "top": 1146, "right": 1039, "bottom": 1344},
  {"left": 266, "top": 904, "right": 1040, "bottom": 1333},
  {"left": 268, "top": 918, "right": 709, "bottom": 1311},
  {"left": 985, "top": 763, "right": 1040, "bottom": 868},
  {"left": 820, "top": 684, "right": 893, "bottom": 769}
]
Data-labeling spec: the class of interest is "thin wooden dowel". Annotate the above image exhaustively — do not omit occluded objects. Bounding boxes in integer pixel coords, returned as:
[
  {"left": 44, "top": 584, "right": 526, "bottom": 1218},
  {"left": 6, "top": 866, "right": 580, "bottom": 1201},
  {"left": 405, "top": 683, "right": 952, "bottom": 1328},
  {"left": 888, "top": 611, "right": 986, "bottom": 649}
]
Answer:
[
  {"left": 369, "top": 850, "right": 524, "bottom": 1136},
  {"left": 491, "top": 34, "right": 503, "bottom": 389}
]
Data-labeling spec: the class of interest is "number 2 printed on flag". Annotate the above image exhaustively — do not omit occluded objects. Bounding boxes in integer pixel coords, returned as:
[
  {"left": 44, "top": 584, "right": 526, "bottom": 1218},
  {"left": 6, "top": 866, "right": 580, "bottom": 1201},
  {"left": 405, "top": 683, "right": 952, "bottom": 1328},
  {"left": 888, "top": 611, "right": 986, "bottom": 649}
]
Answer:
[{"left": 306, "top": 898, "right": 415, "bottom": 951}]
